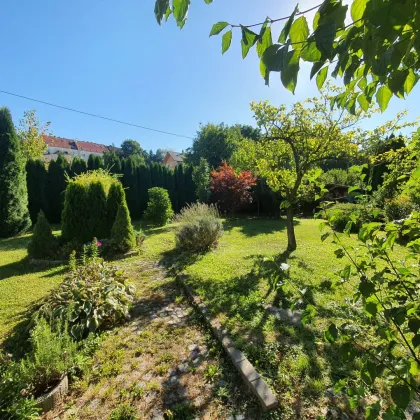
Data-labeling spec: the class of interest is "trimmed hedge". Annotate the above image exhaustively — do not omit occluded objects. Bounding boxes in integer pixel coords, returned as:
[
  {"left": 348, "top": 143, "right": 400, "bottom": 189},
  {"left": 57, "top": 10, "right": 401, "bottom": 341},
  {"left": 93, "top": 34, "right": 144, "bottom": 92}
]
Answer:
[{"left": 143, "top": 187, "right": 174, "bottom": 226}]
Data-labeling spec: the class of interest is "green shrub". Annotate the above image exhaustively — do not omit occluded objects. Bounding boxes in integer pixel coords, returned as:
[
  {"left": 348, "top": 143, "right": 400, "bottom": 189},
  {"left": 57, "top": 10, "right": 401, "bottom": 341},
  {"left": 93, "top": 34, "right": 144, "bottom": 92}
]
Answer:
[
  {"left": 175, "top": 203, "right": 223, "bottom": 252},
  {"left": 62, "top": 170, "right": 122, "bottom": 243},
  {"left": 135, "top": 230, "right": 146, "bottom": 248},
  {"left": 319, "top": 169, "right": 360, "bottom": 186},
  {"left": 109, "top": 403, "right": 137, "bottom": 420},
  {"left": 110, "top": 203, "right": 136, "bottom": 253},
  {"left": 0, "top": 107, "right": 31, "bottom": 237},
  {"left": 325, "top": 203, "right": 383, "bottom": 232},
  {"left": 107, "top": 182, "right": 127, "bottom": 235},
  {"left": 143, "top": 187, "right": 174, "bottom": 226},
  {"left": 26, "top": 159, "right": 47, "bottom": 224},
  {"left": 384, "top": 195, "right": 416, "bottom": 221},
  {"left": 17, "top": 318, "right": 78, "bottom": 395},
  {"left": 27, "top": 210, "right": 58, "bottom": 259},
  {"left": 39, "top": 259, "right": 135, "bottom": 340}
]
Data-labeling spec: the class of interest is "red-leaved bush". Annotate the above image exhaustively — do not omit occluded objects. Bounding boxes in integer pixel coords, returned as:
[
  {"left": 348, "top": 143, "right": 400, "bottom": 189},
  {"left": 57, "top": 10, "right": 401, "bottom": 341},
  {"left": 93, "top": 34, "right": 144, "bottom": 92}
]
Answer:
[{"left": 210, "top": 161, "right": 257, "bottom": 213}]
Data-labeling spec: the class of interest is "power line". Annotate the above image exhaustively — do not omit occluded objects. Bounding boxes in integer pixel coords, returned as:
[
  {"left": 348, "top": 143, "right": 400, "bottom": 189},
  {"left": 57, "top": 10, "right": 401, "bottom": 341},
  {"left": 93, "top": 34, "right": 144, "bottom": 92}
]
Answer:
[{"left": 0, "top": 89, "right": 194, "bottom": 140}]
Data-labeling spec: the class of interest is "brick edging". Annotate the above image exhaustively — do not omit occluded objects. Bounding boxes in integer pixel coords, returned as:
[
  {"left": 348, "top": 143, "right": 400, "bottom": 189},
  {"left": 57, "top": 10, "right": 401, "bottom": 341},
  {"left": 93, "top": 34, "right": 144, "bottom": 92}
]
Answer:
[{"left": 176, "top": 274, "right": 279, "bottom": 412}]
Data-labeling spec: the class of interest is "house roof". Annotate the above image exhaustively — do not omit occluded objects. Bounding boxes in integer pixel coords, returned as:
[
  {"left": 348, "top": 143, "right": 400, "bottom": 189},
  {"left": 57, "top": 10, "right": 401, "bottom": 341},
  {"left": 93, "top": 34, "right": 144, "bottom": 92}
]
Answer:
[
  {"left": 42, "top": 135, "right": 109, "bottom": 154},
  {"left": 165, "top": 151, "right": 184, "bottom": 162},
  {"left": 75, "top": 140, "right": 109, "bottom": 154},
  {"left": 42, "top": 135, "right": 76, "bottom": 150}
]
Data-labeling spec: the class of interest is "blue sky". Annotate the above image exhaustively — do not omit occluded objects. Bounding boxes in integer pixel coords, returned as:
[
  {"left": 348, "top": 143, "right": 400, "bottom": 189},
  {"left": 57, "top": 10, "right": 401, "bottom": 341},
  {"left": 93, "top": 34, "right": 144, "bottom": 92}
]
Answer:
[{"left": 1, "top": 0, "right": 418, "bottom": 152}]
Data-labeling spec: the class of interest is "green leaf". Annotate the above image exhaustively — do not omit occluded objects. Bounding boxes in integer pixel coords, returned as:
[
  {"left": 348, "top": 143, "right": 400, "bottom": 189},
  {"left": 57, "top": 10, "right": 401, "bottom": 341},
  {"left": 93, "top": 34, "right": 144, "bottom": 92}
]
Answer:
[
  {"left": 334, "top": 248, "right": 345, "bottom": 258},
  {"left": 324, "top": 323, "right": 338, "bottom": 343},
  {"left": 351, "top": 0, "right": 367, "bottom": 25},
  {"left": 364, "top": 301, "right": 377, "bottom": 318},
  {"left": 376, "top": 85, "right": 392, "bottom": 112},
  {"left": 357, "top": 93, "right": 369, "bottom": 111},
  {"left": 361, "top": 361, "right": 377, "bottom": 385},
  {"left": 316, "top": 66, "right": 328, "bottom": 89},
  {"left": 310, "top": 61, "right": 325, "bottom": 79},
  {"left": 391, "top": 383, "right": 411, "bottom": 409},
  {"left": 321, "top": 232, "right": 330, "bottom": 242},
  {"left": 257, "top": 25, "right": 272, "bottom": 58},
  {"left": 241, "top": 26, "right": 258, "bottom": 59},
  {"left": 204, "top": 0, "right": 213, "bottom": 3},
  {"left": 314, "top": 21, "right": 337, "bottom": 58},
  {"left": 173, "top": 0, "right": 190, "bottom": 27},
  {"left": 279, "top": 5, "right": 298, "bottom": 43},
  {"left": 359, "top": 280, "right": 375, "bottom": 297},
  {"left": 210, "top": 21, "right": 229, "bottom": 36},
  {"left": 154, "top": 0, "right": 170, "bottom": 24},
  {"left": 404, "top": 69, "right": 418, "bottom": 94},
  {"left": 70, "top": 324, "right": 84, "bottom": 340},
  {"left": 342, "top": 264, "right": 351, "bottom": 281},
  {"left": 289, "top": 16, "right": 309, "bottom": 48},
  {"left": 366, "top": 402, "right": 381, "bottom": 420},
  {"left": 301, "top": 42, "right": 322, "bottom": 62},
  {"left": 281, "top": 50, "right": 300, "bottom": 93},
  {"left": 262, "top": 45, "right": 286, "bottom": 72},
  {"left": 388, "top": 70, "right": 409, "bottom": 96},
  {"left": 301, "top": 304, "right": 317, "bottom": 325},
  {"left": 222, "top": 30, "right": 232, "bottom": 54},
  {"left": 408, "top": 318, "right": 420, "bottom": 334},
  {"left": 412, "top": 334, "right": 420, "bottom": 348},
  {"left": 340, "top": 342, "right": 356, "bottom": 361}
]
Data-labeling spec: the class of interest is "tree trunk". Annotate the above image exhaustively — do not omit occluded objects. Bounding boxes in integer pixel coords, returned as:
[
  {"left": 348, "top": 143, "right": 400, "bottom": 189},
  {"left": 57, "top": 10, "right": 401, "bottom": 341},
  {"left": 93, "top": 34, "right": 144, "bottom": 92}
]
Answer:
[{"left": 286, "top": 206, "right": 297, "bottom": 251}]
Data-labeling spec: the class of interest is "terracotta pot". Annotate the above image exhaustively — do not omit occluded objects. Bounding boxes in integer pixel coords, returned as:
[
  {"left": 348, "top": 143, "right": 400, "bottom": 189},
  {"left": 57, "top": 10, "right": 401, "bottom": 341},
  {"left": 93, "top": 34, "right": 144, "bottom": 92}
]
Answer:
[{"left": 36, "top": 375, "right": 68, "bottom": 413}]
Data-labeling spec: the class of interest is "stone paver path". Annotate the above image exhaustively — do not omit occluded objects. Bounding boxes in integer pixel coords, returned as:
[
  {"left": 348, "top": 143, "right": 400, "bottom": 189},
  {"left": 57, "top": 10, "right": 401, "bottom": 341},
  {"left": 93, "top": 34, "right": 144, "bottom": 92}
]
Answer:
[{"left": 46, "top": 261, "right": 259, "bottom": 419}]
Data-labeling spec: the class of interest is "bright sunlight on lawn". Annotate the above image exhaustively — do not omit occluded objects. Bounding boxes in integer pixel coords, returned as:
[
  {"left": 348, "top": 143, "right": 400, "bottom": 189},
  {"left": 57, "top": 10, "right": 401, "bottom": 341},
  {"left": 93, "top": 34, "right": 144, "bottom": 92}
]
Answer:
[{"left": 141, "top": 217, "right": 408, "bottom": 418}]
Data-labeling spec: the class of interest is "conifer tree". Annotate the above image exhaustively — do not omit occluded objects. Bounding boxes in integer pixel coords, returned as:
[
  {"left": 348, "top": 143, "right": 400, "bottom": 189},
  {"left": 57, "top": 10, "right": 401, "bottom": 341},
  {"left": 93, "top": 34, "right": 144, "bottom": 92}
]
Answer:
[
  {"left": 111, "top": 202, "right": 136, "bottom": 253},
  {"left": 28, "top": 210, "right": 58, "bottom": 259},
  {"left": 106, "top": 182, "right": 126, "bottom": 236},
  {"left": 87, "top": 154, "right": 95, "bottom": 171},
  {"left": 87, "top": 181, "right": 108, "bottom": 240},
  {"left": 26, "top": 159, "right": 47, "bottom": 223},
  {"left": 104, "top": 151, "right": 122, "bottom": 174},
  {"left": 46, "top": 154, "right": 69, "bottom": 223},
  {"left": 138, "top": 164, "right": 152, "bottom": 216},
  {"left": 123, "top": 156, "right": 140, "bottom": 218},
  {"left": 175, "top": 164, "right": 186, "bottom": 212},
  {"left": 0, "top": 107, "right": 31, "bottom": 237},
  {"left": 71, "top": 157, "right": 87, "bottom": 176}
]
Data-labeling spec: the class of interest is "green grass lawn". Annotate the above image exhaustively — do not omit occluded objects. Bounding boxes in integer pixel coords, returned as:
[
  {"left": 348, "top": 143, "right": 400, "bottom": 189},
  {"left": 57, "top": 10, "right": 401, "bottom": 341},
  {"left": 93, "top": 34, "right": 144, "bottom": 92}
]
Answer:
[
  {"left": 139, "top": 217, "right": 406, "bottom": 418},
  {"left": 0, "top": 232, "right": 64, "bottom": 344},
  {"left": 0, "top": 217, "right": 406, "bottom": 417}
]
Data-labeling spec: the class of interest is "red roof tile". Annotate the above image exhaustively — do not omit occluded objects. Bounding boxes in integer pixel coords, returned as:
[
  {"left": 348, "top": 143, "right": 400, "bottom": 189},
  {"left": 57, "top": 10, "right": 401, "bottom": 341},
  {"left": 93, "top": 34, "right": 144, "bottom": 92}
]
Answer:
[
  {"left": 75, "top": 140, "right": 109, "bottom": 154},
  {"left": 42, "top": 135, "right": 75, "bottom": 150}
]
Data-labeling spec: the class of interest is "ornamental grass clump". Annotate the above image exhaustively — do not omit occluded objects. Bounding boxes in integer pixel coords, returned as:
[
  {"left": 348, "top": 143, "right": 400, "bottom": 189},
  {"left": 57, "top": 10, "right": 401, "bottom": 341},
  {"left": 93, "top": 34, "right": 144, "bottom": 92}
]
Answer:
[{"left": 175, "top": 203, "right": 223, "bottom": 252}]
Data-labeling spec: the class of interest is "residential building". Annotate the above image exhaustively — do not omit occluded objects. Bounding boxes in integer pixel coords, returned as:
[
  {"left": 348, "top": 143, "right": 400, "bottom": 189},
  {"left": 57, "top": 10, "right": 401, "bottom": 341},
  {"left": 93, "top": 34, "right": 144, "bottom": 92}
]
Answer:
[
  {"left": 41, "top": 135, "right": 110, "bottom": 162},
  {"left": 163, "top": 151, "right": 184, "bottom": 169}
]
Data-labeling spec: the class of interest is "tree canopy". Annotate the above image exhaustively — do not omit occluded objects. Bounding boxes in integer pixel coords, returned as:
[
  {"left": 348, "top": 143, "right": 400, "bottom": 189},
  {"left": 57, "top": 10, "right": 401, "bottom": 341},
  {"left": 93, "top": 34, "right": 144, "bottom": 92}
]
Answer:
[{"left": 154, "top": 0, "right": 419, "bottom": 113}]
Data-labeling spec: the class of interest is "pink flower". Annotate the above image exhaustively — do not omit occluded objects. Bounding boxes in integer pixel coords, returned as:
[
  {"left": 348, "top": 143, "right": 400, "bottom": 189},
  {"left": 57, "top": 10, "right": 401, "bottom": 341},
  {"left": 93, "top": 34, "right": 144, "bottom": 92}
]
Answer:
[{"left": 97, "top": 241, "right": 102, "bottom": 247}]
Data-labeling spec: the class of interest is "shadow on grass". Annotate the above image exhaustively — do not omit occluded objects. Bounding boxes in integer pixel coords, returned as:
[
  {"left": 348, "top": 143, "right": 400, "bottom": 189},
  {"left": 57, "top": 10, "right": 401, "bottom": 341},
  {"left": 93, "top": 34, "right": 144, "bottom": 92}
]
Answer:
[
  {"left": 0, "top": 234, "right": 31, "bottom": 252},
  {"left": 222, "top": 217, "right": 298, "bottom": 237},
  {"left": 0, "top": 257, "right": 66, "bottom": 281}
]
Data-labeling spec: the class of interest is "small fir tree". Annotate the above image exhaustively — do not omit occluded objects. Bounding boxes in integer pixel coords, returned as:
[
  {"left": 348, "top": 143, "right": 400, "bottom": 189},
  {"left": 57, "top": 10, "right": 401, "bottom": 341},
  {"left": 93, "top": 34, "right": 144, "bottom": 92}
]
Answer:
[
  {"left": 28, "top": 210, "right": 58, "bottom": 259},
  {"left": 106, "top": 182, "right": 126, "bottom": 236},
  {"left": 26, "top": 159, "right": 47, "bottom": 223},
  {"left": 0, "top": 107, "right": 31, "bottom": 237},
  {"left": 111, "top": 202, "right": 136, "bottom": 253},
  {"left": 143, "top": 187, "right": 174, "bottom": 226}
]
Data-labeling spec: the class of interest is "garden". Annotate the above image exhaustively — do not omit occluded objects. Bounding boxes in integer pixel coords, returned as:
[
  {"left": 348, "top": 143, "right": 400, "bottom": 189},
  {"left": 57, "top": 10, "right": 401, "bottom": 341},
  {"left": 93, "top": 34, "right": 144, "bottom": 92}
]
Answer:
[{"left": 1, "top": 0, "right": 420, "bottom": 416}]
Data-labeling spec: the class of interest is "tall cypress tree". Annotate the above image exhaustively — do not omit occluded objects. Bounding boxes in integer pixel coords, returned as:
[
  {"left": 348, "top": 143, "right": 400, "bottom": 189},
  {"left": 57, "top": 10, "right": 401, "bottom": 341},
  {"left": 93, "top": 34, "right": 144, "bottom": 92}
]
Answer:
[
  {"left": 26, "top": 159, "right": 47, "bottom": 223},
  {"left": 175, "top": 164, "right": 186, "bottom": 212},
  {"left": 71, "top": 157, "right": 87, "bottom": 176},
  {"left": 184, "top": 165, "right": 196, "bottom": 205},
  {"left": 122, "top": 156, "right": 140, "bottom": 218},
  {"left": 87, "top": 154, "right": 95, "bottom": 171},
  {"left": 104, "top": 151, "right": 122, "bottom": 174},
  {"left": 86, "top": 181, "right": 108, "bottom": 240},
  {"left": 138, "top": 164, "right": 152, "bottom": 216},
  {"left": 0, "top": 107, "right": 31, "bottom": 237},
  {"left": 46, "top": 154, "right": 69, "bottom": 223}
]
